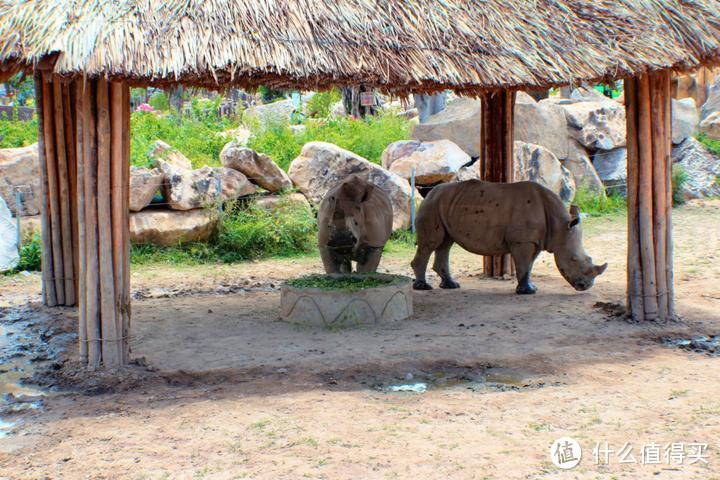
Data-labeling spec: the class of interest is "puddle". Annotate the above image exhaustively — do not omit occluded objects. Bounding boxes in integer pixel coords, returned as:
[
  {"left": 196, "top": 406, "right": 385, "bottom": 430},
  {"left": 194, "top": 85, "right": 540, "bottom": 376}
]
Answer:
[
  {"left": 0, "top": 306, "right": 71, "bottom": 437},
  {"left": 662, "top": 335, "right": 720, "bottom": 356},
  {"left": 357, "top": 365, "right": 547, "bottom": 394}
]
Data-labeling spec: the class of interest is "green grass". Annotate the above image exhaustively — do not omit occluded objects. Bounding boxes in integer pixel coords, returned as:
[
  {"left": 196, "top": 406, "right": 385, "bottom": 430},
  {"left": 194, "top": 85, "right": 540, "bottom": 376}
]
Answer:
[
  {"left": 286, "top": 274, "right": 399, "bottom": 290},
  {"left": 671, "top": 164, "right": 688, "bottom": 206},
  {"left": 2, "top": 233, "right": 42, "bottom": 275},
  {"left": 0, "top": 110, "right": 38, "bottom": 148},
  {"left": 131, "top": 195, "right": 316, "bottom": 265},
  {"left": 247, "top": 113, "right": 411, "bottom": 170},
  {"left": 697, "top": 132, "right": 720, "bottom": 156},
  {"left": 573, "top": 188, "right": 626, "bottom": 216}
]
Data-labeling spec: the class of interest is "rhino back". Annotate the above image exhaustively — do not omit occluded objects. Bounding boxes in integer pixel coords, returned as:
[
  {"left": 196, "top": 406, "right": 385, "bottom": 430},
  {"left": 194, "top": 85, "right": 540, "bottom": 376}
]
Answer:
[{"left": 442, "top": 181, "right": 557, "bottom": 255}]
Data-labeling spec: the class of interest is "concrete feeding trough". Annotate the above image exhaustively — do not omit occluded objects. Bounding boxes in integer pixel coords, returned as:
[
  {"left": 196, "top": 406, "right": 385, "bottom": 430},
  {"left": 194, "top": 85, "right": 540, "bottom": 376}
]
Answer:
[{"left": 280, "top": 273, "right": 413, "bottom": 328}]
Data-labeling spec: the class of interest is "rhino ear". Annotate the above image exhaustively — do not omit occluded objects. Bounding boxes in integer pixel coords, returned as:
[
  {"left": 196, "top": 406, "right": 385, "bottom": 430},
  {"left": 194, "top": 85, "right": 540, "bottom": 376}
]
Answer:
[
  {"left": 568, "top": 204, "right": 581, "bottom": 229},
  {"left": 568, "top": 217, "right": 580, "bottom": 229}
]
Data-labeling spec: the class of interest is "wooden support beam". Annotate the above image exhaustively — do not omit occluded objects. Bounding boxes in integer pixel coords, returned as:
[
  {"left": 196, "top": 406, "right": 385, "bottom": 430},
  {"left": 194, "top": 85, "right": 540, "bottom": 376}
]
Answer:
[
  {"left": 625, "top": 71, "right": 675, "bottom": 322},
  {"left": 480, "top": 89, "right": 516, "bottom": 278}
]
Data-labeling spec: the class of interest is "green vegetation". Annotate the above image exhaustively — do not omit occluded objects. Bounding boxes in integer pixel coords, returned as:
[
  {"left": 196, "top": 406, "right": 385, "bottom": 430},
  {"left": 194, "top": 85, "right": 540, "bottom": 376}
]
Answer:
[
  {"left": 671, "top": 164, "right": 689, "bottom": 206},
  {"left": 247, "top": 114, "right": 411, "bottom": 170},
  {"left": 286, "top": 274, "right": 399, "bottom": 290},
  {"left": 2, "top": 233, "right": 42, "bottom": 275},
  {"left": 306, "top": 89, "right": 341, "bottom": 118},
  {"left": 148, "top": 91, "right": 170, "bottom": 111},
  {"left": 131, "top": 196, "right": 316, "bottom": 265},
  {"left": 0, "top": 109, "right": 38, "bottom": 148},
  {"left": 697, "top": 132, "right": 720, "bottom": 156},
  {"left": 573, "top": 188, "right": 626, "bottom": 216},
  {"left": 130, "top": 110, "right": 238, "bottom": 168}
]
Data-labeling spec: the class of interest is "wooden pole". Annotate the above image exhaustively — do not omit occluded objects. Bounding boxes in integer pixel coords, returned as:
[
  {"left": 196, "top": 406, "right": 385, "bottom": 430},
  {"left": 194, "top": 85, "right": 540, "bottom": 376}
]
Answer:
[
  {"left": 41, "top": 73, "right": 66, "bottom": 305},
  {"left": 625, "top": 71, "right": 674, "bottom": 322},
  {"left": 63, "top": 82, "right": 79, "bottom": 299},
  {"left": 624, "top": 78, "right": 644, "bottom": 321},
  {"left": 52, "top": 80, "right": 76, "bottom": 306},
  {"left": 34, "top": 70, "right": 57, "bottom": 307},
  {"left": 96, "top": 78, "right": 121, "bottom": 367},
  {"left": 82, "top": 79, "right": 102, "bottom": 367},
  {"left": 122, "top": 83, "right": 132, "bottom": 364},
  {"left": 480, "top": 89, "right": 516, "bottom": 278},
  {"left": 75, "top": 79, "right": 88, "bottom": 364}
]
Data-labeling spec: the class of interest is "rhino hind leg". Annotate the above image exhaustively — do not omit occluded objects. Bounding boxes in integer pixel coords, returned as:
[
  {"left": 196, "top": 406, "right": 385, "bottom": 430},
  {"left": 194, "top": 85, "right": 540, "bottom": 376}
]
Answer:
[
  {"left": 411, "top": 245, "right": 434, "bottom": 290},
  {"left": 511, "top": 243, "right": 540, "bottom": 295},
  {"left": 433, "top": 237, "right": 460, "bottom": 289}
]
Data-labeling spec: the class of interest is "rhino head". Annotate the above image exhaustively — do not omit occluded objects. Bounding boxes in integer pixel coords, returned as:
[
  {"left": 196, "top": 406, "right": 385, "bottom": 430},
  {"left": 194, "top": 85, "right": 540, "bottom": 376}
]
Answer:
[
  {"left": 325, "top": 177, "right": 374, "bottom": 253},
  {"left": 553, "top": 205, "right": 608, "bottom": 291}
]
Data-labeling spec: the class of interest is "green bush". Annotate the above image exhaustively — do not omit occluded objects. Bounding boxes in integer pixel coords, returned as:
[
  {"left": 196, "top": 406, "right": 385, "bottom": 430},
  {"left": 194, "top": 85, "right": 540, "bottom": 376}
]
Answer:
[
  {"left": 671, "top": 164, "right": 688, "bottom": 206},
  {"left": 131, "top": 196, "right": 317, "bottom": 265},
  {"left": 17, "top": 234, "right": 42, "bottom": 271},
  {"left": 247, "top": 113, "right": 411, "bottom": 170},
  {"left": 573, "top": 188, "right": 626, "bottom": 216},
  {"left": 697, "top": 133, "right": 720, "bottom": 156},
  {"left": 0, "top": 110, "right": 38, "bottom": 148},
  {"left": 306, "top": 89, "right": 341, "bottom": 118},
  {"left": 130, "top": 110, "right": 237, "bottom": 168},
  {"left": 148, "top": 91, "right": 170, "bottom": 111}
]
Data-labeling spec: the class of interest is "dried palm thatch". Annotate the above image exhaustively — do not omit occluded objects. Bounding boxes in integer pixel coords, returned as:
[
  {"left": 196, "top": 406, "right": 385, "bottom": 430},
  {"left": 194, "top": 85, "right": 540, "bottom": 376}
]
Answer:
[{"left": 1, "top": 0, "right": 720, "bottom": 93}]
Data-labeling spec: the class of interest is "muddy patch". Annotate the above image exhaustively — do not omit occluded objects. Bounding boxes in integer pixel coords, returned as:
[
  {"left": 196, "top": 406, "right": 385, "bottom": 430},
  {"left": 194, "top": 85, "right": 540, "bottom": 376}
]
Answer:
[
  {"left": 320, "top": 362, "right": 557, "bottom": 394},
  {"left": 132, "top": 278, "right": 279, "bottom": 300},
  {"left": 0, "top": 305, "right": 73, "bottom": 437},
  {"left": 661, "top": 334, "right": 720, "bottom": 356}
]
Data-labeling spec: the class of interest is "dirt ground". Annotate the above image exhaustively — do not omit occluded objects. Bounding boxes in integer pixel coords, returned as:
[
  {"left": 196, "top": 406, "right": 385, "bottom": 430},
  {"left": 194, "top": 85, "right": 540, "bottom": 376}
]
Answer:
[{"left": 1, "top": 200, "right": 719, "bottom": 479}]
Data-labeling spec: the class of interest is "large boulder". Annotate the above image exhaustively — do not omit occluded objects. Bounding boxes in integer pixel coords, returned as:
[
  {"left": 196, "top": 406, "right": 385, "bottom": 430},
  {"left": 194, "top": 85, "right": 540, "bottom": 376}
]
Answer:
[
  {"left": 130, "top": 209, "right": 218, "bottom": 246},
  {"left": 410, "top": 98, "right": 482, "bottom": 158},
  {"left": 0, "top": 195, "right": 19, "bottom": 272},
  {"left": 593, "top": 148, "right": 627, "bottom": 196},
  {"left": 254, "top": 193, "right": 312, "bottom": 213},
  {"left": 382, "top": 140, "right": 470, "bottom": 185},
  {"left": 700, "top": 76, "right": 720, "bottom": 122},
  {"left": 130, "top": 166, "right": 164, "bottom": 212},
  {"left": 671, "top": 138, "right": 720, "bottom": 199},
  {"left": 158, "top": 161, "right": 256, "bottom": 210},
  {"left": 0, "top": 143, "right": 41, "bottom": 217},
  {"left": 454, "top": 163, "right": 481, "bottom": 182},
  {"left": 150, "top": 140, "right": 193, "bottom": 170},
  {"left": 559, "top": 100, "right": 626, "bottom": 151},
  {"left": 699, "top": 111, "right": 720, "bottom": 140},
  {"left": 561, "top": 140, "right": 606, "bottom": 196},
  {"left": 220, "top": 142, "right": 292, "bottom": 192},
  {"left": 672, "top": 98, "right": 699, "bottom": 144},
  {"left": 513, "top": 141, "right": 576, "bottom": 202},
  {"left": 288, "top": 142, "right": 416, "bottom": 230},
  {"left": 514, "top": 92, "right": 570, "bottom": 159}
]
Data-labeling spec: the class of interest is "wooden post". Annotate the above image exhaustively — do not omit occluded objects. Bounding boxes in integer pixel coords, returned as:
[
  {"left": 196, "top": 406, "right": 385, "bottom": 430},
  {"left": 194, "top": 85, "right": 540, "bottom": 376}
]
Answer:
[
  {"left": 625, "top": 71, "right": 675, "bottom": 322},
  {"left": 480, "top": 89, "right": 516, "bottom": 278},
  {"left": 76, "top": 77, "right": 132, "bottom": 368}
]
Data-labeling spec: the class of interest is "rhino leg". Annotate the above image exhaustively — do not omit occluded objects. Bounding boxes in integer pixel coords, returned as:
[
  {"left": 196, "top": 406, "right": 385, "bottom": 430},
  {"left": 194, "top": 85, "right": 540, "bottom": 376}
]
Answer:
[
  {"left": 356, "top": 247, "right": 382, "bottom": 273},
  {"left": 511, "top": 243, "right": 540, "bottom": 295},
  {"left": 433, "top": 237, "right": 460, "bottom": 289},
  {"left": 320, "top": 246, "right": 342, "bottom": 274}
]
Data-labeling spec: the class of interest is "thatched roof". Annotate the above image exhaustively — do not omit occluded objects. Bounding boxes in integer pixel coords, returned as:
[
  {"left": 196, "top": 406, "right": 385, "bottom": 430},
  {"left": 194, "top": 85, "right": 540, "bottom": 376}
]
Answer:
[{"left": 1, "top": 0, "right": 720, "bottom": 93}]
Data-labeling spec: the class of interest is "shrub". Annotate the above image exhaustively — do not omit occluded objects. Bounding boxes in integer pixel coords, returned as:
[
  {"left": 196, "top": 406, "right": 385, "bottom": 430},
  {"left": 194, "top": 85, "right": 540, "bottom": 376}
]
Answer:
[
  {"left": 130, "top": 110, "right": 237, "bottom": 168},
  {"left": 573, "top": 188, "right": 626, "bottom": 216},
  {"left": 0, "top": 109, "right": 38, "bottom": 148},
  {"left": 17, "top": 234, "right": 42, "bottom": 271},
  {"left": 306, "top": 89, "right": 341, "bottom": 118},
  {"left": 131, "top": 195, "right": 317, "bottom": 265},
  {"left": 247, "top": 113, "right": 412, "bottom": 170},
  {"left": 671, "top": 164, "right": 688, "bottom": 206},
  {"left": 148, "top": 91, "right": 170, "bottom": 111},
  {"left": 697, "top": 133, "right": 720, "bottom": 157}
]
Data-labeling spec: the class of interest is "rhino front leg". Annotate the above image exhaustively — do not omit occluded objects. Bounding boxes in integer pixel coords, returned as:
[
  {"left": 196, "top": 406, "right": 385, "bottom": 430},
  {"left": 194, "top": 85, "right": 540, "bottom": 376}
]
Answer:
[
  {"left": 510, "top": 243, "right": 540, "bottom": 295},
  {"left": 433, "top": 237, "right": 460, "bottom": 289},
  {"left": 411, "top": 245, "right": 434, "bottom": 290},
  {"left": 320, "top": 246, "right": 342, "bottom": 274},
  {"left": 356, "top": 247, "right": 382, "bottom": 273}
]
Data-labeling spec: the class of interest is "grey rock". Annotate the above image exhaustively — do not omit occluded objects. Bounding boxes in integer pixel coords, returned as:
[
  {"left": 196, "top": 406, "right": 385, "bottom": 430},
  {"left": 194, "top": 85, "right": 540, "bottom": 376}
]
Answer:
[
  {"left": 672, "top": 98, "right": 699, "bottom": 144},
  {"left": 515, "top": 93, "right": 570, "bottom": 159},
  {"left": 593, "top": 148, "right": 627, "bottom": 196},
  {"left": 513, "top": 141, "right": 576, "bottom": 202},
  {"left": 220, "top": 142, "right": 292, "bottom": 192},
  {"left": 411, "top": 98, "right": 482, "bottom": 158},
  {"left": 0, "top": 195, "right": 19, "bottom": 272},
  {"left": 129, "top": 166, "right": 164, "bottom": 212},
  {"left": 671, "top": 138, "right": 720, "bottom": 199},
  {"left": 382, "top": 140, "right": 470, "bottom": 185},
  {"left": 0, "top": 143, "right": 41, "bottom": 216},
  {"left": 561, "top": 140, "right": 605, "bottom": 196},
  {"left": 158, "top": 162, "right": 256, "bottom": 210},
  {"left": 150, "top": 140, "right": 192, "bottom": 170},
  {"left": 130, "top": 209, "right": 218, "bottom": 246},
  {"left": 699, "top": 111, "right": 720, "bottom": 141}
]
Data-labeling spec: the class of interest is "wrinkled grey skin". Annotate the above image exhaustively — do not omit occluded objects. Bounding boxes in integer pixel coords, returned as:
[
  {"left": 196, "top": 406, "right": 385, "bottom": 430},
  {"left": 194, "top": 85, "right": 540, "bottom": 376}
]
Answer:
[
  {"left": 318, "top": 176, "right": 393, "bottom": 273},
  {"left": 411, "top": 180, "right": 607, "bottom": 294}
]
